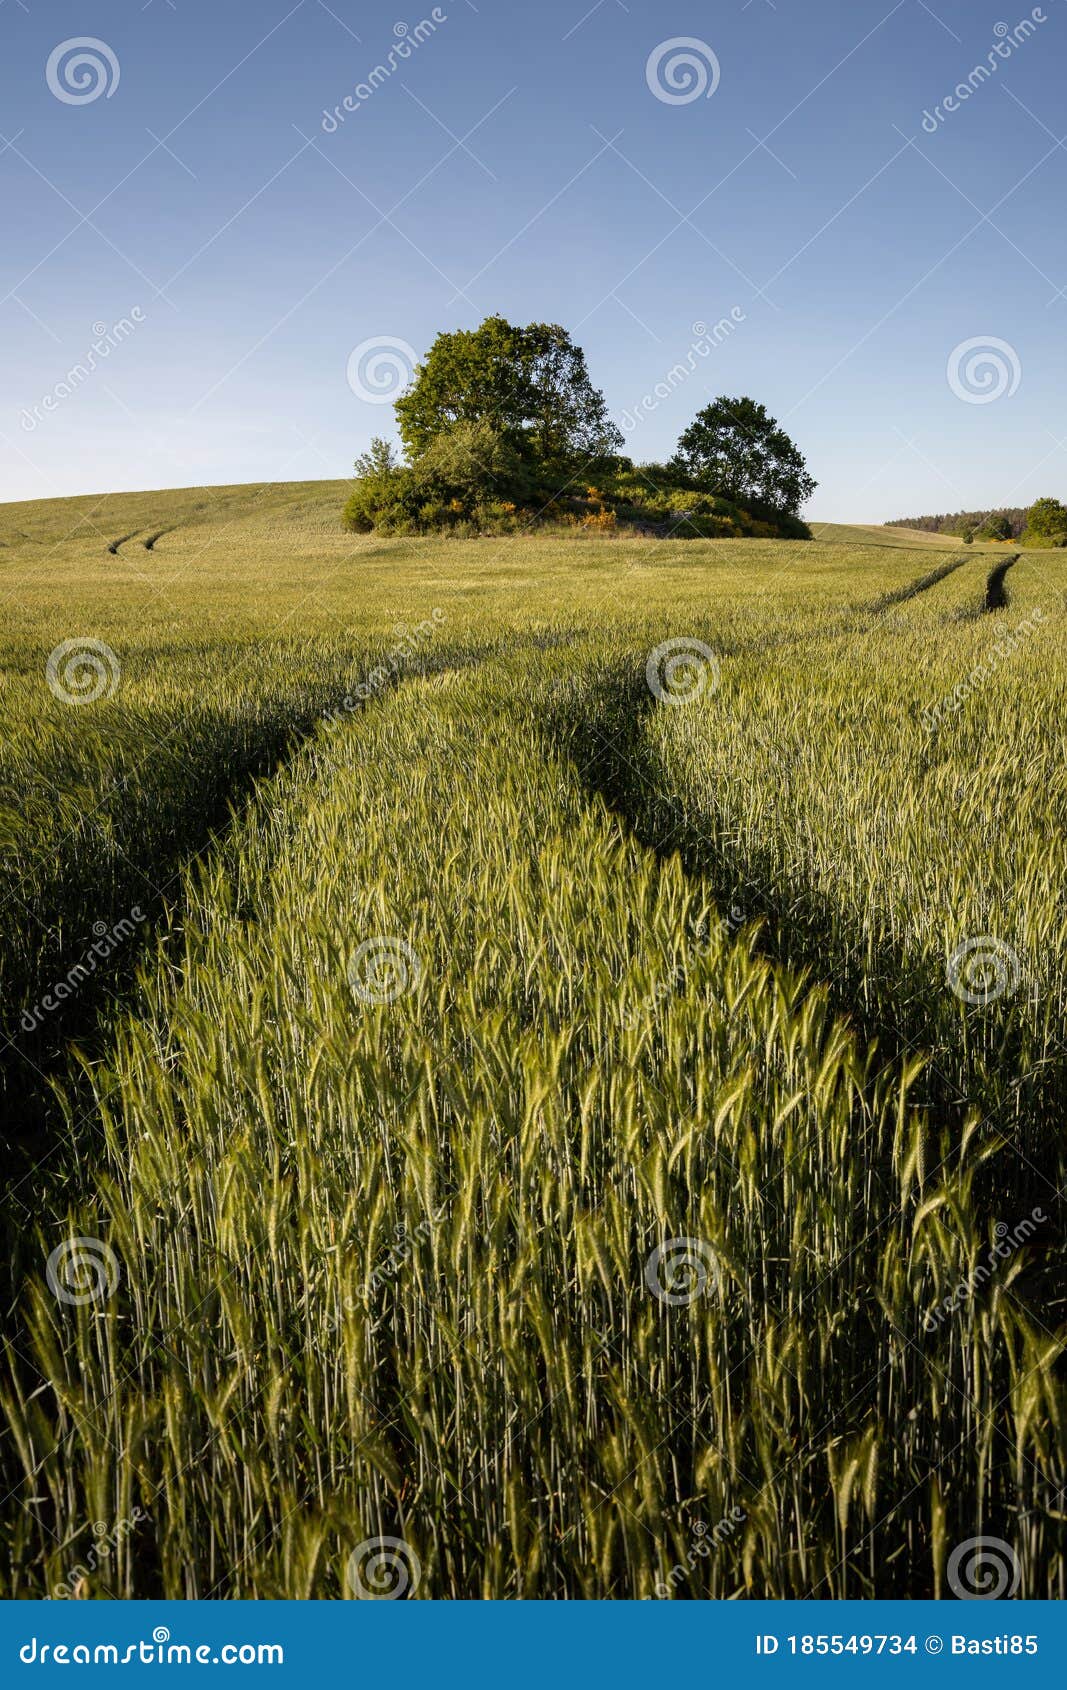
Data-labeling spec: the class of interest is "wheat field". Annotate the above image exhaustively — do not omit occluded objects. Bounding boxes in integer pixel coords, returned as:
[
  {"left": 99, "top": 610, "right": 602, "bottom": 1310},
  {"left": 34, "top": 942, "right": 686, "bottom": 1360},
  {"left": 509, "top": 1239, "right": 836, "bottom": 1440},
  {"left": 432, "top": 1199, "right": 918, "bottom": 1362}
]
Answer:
[{"left": 0, "top": 483, "right": 1063, "bottom": 1599}]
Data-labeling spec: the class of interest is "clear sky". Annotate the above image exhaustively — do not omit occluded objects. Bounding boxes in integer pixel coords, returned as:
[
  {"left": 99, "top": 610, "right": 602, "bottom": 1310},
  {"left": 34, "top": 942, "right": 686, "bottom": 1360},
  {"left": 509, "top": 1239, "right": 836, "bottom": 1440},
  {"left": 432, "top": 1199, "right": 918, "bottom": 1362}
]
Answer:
[{"left": 1, "top": 0, "right": 1064, "bottom": 520}]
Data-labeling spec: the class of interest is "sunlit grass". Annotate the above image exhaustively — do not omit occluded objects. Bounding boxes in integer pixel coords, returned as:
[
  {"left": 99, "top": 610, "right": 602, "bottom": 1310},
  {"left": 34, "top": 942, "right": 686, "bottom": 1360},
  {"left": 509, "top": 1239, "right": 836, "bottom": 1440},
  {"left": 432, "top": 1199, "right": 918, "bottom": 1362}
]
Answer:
[{"left": 0, "top": 486, "right": 1062, "bottom": 1599}]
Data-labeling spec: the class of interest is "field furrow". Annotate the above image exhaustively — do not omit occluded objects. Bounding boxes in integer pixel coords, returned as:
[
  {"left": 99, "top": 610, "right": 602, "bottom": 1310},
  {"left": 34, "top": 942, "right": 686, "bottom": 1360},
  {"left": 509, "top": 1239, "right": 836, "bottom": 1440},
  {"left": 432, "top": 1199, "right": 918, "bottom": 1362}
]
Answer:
[
  {"left": 1, "top": 511, "right": 1064, "bottom": 1603},
  {"left": 1, "top": 651, "right": 1062, "bottom": 1599}
]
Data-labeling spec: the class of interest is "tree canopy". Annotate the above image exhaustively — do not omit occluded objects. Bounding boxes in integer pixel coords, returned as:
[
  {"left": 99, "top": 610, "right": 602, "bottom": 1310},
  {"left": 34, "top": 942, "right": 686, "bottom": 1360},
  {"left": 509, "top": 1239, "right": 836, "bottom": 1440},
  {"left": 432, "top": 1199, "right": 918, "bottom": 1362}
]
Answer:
[
  {"left": 1023, "top": 496, "right": 1067, "bottom": 546},
  {"left": 394, "top": 315, "right": 623, "bottom": 474},
  {"left": 975, "top": 512, "right": 1013, "bottom": 541},
  {"left": 672, "top": 396, "right": 816, "bottom": 515}
]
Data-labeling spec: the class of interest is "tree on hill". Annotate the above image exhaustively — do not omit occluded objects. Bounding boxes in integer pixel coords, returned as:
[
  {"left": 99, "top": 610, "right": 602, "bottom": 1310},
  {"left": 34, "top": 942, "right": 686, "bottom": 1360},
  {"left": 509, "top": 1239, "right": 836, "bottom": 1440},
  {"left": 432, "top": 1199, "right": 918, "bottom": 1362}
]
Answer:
[
  {"left": 1023, "top": 496, "right": 1067, "bottom": 547},
  {"left": 343, "top": 334, "right": 812, "bottom": 540},
  {"left": 394, "top": 316, "right": 623, "bottom": 476},
  {"left": 343, "top": 438, "right": 403, "bottom": 532},
  {"left": 672, "top": 396, "right": 816, "bottom": 515}
]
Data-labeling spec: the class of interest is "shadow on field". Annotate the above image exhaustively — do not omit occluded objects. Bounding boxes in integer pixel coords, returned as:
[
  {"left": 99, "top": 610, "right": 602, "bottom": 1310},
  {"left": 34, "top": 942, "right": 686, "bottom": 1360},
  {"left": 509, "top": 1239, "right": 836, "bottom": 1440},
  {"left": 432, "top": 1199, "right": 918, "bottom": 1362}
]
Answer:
[
  {"left": 552, "top": 663, "right": 1065, "bottom": 1248},
  {"left": 0, "top": 635, "right": 557, "bottom": 1235},
  {"left": 985, "top": 553, "right": 1019, "bottom": 611},
  {"left": 2, "top": 697, "right": 344, "bottom": 1229}
]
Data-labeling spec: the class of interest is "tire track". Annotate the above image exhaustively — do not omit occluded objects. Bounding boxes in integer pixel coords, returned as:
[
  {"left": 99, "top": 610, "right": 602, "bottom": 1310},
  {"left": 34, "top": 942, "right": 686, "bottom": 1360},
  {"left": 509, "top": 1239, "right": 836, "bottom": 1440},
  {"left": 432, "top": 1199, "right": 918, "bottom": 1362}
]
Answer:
[
  {"left": 871, "top": 554, "right": 969, "bottom": 612},
  {"left": 0, "top": 637, "right": 511, "bottom": 1217},
  {"left": 553, "top": 661, "right": 1066, "bottom": 1225},
  {"left": 985, "top": 553, "right": 1019, "bottom": 611}
]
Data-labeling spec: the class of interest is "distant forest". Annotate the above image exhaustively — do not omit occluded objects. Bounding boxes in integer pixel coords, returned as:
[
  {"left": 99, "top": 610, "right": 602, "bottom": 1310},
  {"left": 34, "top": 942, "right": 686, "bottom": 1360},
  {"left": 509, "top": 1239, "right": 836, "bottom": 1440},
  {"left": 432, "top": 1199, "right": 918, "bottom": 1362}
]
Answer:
[{"left": 886, "top": 509, "right": 1028, "bottom": 540}]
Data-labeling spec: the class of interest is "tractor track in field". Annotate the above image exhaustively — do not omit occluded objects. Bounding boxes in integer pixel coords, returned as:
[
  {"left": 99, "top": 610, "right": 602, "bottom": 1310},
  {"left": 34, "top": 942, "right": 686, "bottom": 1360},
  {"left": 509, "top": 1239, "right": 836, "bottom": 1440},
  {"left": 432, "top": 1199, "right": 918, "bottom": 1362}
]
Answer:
[
  {"left": 985, "top": 553, "right": 1020, "bottom": 610},
  {"left": 560, "top": 670, "right": 943, "bottom": 1091},
  {"left": 2, "top": 693, "right": 362, "bottom": 1211},
  {"left": 871, "top": 554, "right": 969, "bottom": 612},
  {"left": 0, "top": 640, "right": 508, "bottom": 1234},
  {"left": 107, "top": 531, "right": 140, "bottom": 555},
  {"left": 7, "top": 632, "right": 1062, "bottom": 1295},
  {"left": 0, "top": 637, "right": 567, "bottom": 1412},
  {"left": 4, "top": 651, "right": 1059, "bottom": 1602},
  {"left": 557, "top": 662, "right": 1066, "bottom": 1229}
]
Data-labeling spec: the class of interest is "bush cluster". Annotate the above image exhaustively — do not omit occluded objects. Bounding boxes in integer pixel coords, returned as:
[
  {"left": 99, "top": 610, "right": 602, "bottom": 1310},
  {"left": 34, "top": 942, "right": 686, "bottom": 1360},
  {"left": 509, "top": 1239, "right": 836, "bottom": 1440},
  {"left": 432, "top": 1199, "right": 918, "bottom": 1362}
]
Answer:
[
  {"left": 343, "top": 430, "right": 811, "bottom": 542},
  {"left": 343, "top": 317, "right": 816, "bottom": 542}
]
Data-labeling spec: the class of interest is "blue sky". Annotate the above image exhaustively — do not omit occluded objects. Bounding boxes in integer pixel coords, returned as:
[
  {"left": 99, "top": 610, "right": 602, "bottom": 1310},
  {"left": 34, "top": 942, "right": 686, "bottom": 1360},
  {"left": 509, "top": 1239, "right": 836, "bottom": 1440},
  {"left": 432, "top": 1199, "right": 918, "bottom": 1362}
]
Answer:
[{"left": 1, "top": 0, "right": 1065, "bottom": 519}]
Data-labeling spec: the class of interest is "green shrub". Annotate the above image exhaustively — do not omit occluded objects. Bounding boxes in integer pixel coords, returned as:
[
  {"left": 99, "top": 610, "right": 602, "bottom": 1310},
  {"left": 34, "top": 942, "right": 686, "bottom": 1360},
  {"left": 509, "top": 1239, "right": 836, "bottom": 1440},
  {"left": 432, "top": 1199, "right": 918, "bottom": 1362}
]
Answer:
[
  {"left": 342, "top": 434, "right": 810, "bottom": 541},
  {"left": 671, "top": 513, "right": 740, "bottom": 539},
  {"left": 343, "top": 423, "right": 540, "bottom": 537},
  {"left": 409, "top": 420, "right": 535, "bottom": 507},
  {"left": 342, "top": 438, "right": 415, "bottom": 534}
]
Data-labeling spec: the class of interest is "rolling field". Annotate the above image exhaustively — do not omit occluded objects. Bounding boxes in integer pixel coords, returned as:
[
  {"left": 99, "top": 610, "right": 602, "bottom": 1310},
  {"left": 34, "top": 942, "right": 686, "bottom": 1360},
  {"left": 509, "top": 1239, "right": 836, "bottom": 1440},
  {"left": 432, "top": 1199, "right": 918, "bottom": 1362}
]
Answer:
[{"left": 0, "top": 483, "right": 1064, "bottom": 1599}]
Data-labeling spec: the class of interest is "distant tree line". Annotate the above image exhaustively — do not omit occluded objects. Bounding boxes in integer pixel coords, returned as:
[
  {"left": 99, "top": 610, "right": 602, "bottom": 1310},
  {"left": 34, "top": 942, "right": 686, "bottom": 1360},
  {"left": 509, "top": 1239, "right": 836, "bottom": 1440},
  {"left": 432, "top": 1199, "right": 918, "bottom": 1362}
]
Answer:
[
  {"left": 886, "top": 501, "right": 1067, "bottom": 546},
  {"left": 886, "top": 509, "right": 1028, "bottom": 540}
]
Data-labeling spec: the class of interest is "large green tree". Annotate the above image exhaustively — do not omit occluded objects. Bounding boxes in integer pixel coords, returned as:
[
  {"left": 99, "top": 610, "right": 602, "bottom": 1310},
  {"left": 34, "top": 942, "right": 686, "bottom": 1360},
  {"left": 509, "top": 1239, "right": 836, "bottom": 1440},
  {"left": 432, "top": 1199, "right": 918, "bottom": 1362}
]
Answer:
[
  {"left": 394, "top": 316, "right": 623, "bottom": 475},
  {"left": 673, "top": 396, "right": 816, "bottom": 515},
  {"left": 1023, "top": 496, "right": 1067, "bottom": 547}
]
